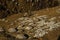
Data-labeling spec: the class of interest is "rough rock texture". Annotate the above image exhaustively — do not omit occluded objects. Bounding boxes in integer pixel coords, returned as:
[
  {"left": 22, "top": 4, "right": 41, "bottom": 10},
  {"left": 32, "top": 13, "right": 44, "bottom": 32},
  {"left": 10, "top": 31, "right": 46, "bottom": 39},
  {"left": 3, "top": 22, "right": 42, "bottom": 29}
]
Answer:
[{"left": 0, "top": 6, "right": 60, "bottom": 40}]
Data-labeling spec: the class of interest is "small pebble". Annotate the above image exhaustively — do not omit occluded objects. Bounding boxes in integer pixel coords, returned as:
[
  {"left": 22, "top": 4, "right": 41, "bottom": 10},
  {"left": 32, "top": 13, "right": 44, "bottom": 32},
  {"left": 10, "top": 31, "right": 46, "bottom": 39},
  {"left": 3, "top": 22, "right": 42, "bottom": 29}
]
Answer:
[
  {"left": 8, "top": 28, "right": 16, "bottom": 33},
  {"left": 25, "top": 26, "right": 32, "bottom": 30},
  {"left": 2, "top": 19, "right": 5, "bottom": 21},
  {"left": 16, "top": 34, "right": 25, "bottom": 39}
]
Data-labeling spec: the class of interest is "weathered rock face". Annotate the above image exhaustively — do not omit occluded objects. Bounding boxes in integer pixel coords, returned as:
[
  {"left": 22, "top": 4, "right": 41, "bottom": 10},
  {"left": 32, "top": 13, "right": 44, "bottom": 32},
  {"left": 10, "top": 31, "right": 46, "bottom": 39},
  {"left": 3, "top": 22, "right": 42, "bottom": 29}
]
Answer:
[{"left": 0, "top": 0, "right": 60, "bottom": 18}]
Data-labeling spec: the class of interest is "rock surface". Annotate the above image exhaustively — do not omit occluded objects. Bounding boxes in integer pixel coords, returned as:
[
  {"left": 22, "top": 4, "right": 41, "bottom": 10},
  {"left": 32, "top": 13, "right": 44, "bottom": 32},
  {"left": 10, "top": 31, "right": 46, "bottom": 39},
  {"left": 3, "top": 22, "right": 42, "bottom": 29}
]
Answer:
[{"left": 0, "top": 6, "right": 60, "bottom": 40}]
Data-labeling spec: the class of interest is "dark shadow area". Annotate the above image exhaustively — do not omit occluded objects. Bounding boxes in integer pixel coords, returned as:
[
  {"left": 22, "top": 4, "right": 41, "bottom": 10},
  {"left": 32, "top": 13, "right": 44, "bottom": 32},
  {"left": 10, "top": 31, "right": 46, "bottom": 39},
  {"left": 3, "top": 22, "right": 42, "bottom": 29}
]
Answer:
[
  {"left": 0, "top": 0, "right": 60, "bottom": 18},
  {"left": 24, "top": 34, "right": 29, "bottom": 39},
  {"left": 57, "top": 36, "right": 60, "bottom": 40}
]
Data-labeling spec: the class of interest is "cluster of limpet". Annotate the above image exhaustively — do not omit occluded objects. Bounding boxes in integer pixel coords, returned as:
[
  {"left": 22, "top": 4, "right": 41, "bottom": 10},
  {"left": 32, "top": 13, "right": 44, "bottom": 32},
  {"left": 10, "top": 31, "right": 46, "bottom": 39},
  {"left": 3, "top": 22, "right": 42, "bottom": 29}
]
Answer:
[{"left": 0, "top": 15, "right": 60, "bottom": 39}]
